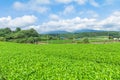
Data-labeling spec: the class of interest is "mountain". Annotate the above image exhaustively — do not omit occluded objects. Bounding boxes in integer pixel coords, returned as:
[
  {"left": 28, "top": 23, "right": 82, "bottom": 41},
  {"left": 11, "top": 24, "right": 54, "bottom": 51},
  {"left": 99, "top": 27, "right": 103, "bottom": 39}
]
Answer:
[
  {"left": 43, "top": 30, "right": 69, "bottom": 34},
  {"left": 42, "top": 29, "right": 103, "bottom": 34},
  {"left": 74, "top": 29, "right": 102, "bottom": 33}
]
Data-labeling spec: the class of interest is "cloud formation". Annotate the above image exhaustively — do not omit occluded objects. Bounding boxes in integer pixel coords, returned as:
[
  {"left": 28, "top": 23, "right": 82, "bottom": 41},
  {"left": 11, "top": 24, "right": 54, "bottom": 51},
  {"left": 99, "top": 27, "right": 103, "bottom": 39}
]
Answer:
[
  {"left": 13, "top": 0, "right": 100, "bottom": 13},
  {"left": 55, "top": 0, "right": 99, "bottom": 7},
  {"left": 98, "top": 11, "right": 120, "bottom": 31},
  {"left": 49, "top": 14, "right": 60, "bottom": 20},
  {"left": 13, "top": 0, "right": 50, "bottom": 13},
  {"left": 63, "top": 5, "right": 75, "bottom": 15},
  {"left": 89, "top": 0, "right": 99, "bottom": 7},
  {"left": 0, "top": 11, "right": 120, "bottom": 33},
  {"left": 55, "top": 0, "right": 72, "bottom": 4},
  {"left": 79, "top": 10, "right": 99, "bottom": 18},
  {"left": 34, "top": 11, "right": 120, "bottom": 33},
  {"left": 35, "top": 17, "right": 97, "bottom": 33},
  {"left": 0, "top": 15, "right": 37, "bottom": 29}
]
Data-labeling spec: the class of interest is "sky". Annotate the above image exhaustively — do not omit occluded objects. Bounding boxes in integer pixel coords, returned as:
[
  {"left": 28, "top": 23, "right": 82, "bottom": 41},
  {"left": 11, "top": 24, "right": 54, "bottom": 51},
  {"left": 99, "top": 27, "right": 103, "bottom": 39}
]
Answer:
[{"left": 0, "top": 0, "right": 120, "bottom": 33}]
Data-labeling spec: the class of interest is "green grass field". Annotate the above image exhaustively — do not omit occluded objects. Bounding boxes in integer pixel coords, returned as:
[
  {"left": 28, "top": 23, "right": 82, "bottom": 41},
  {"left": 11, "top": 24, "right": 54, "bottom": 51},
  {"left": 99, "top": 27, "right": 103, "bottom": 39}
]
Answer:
[
  {"left": 39, "top": 36, "right": 110, "bottom": 44},
  {"left": 0, "top": 42, "right": 120, "bottom": 80},
  {"left": 40, "top": 39, "right": 73, "bottom": 44}
]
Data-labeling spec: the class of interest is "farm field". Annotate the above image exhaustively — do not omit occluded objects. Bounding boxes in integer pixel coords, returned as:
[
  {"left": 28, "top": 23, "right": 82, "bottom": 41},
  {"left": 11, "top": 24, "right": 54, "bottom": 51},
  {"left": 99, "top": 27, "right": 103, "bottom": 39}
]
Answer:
[
  {"left": 39, "top": 36, "right": 113, "bottom": 44},
  {"left": 0, "top": 42, "right": 120, "bottom": 80}
]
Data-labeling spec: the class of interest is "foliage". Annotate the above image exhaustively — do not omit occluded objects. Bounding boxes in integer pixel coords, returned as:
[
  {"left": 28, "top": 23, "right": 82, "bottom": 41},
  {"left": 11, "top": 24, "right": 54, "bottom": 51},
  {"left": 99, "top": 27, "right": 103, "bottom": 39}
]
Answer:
[
  {"left": 0, "top": 42, "right": 120, "bottom": 79},
  {"left": 0, "top": 28, "right": 11, "bottom": 37},
  {"left": 44, "top": 31, "right": 120, "bottom": 41},
  {"left": 82, "top": 38, "right": 89, "bottom": 43},
  {"left": 15, "top": 27, "right": 21, "bottom": 32},
  {"left": 0, "top": 27, "right": 120, "bottom": 43},
  {"left": 0, "top": 28, "right": 39, "bottom": 43}
]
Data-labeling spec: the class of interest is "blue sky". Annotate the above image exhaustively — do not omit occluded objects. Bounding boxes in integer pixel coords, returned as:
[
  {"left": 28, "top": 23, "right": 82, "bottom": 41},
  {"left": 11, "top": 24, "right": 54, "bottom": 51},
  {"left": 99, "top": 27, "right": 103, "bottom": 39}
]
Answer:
[{"left": 0, "top": 0, "right": 120, "bottom": 33}]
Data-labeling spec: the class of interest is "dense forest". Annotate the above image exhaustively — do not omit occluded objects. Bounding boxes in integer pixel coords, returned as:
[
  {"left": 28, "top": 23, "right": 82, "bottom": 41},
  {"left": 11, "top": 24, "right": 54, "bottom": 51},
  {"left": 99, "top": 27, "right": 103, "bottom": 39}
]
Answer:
[
  {"left": 0, "top": 27, "right": 120, "bottom": 43},
  {"left": 0, "top": 28, "right": 40, "bottom": 43}
]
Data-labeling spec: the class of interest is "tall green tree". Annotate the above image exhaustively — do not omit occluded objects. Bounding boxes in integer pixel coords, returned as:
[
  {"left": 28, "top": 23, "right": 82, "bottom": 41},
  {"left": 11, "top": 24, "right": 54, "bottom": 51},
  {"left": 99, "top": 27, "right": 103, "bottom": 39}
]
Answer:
[{"left": 15, "top": 27, "right": 21, "bottom": 32}]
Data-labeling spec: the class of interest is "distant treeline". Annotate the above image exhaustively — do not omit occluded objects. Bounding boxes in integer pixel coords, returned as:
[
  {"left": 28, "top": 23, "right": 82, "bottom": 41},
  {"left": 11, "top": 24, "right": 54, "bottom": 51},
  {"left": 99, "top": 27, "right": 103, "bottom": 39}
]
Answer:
[
  {"left": 0, "top": 27, "right": 120, "bottom": 43},
  {"left": 45, "top": 31, "right": 120, "bottom": 40},
  {"left": 0, "top": 28, "right": 40, "bottom": 43}
]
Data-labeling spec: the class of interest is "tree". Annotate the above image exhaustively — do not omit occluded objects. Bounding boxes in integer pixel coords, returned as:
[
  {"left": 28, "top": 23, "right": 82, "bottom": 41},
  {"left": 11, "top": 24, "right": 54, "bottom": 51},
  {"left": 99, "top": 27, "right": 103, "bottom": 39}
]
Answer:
[
  {"left": 4, "top": 28, "right": 11, "bottom": 33},
  {"left": 29, "top": 28, "right": 39, "bottom": 37},
  {"left": 27, "top": 37, "right": 35, "bottom": 43},
  {"left": 13, "top": 32, "right": 25, "bottom": 39},
  {"left": 15, "top": 27, "right": 21, "bottom": 32},
  {"left": 83, "top": 38, "right": 89, "bottom": 43}
]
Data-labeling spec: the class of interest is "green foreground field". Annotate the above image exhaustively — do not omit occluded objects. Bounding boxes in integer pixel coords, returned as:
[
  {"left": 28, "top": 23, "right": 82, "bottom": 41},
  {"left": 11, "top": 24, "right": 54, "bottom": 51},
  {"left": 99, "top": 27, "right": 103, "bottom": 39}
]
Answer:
[{"left": 0, "top": 42, "right": 120, "bottom": 80}]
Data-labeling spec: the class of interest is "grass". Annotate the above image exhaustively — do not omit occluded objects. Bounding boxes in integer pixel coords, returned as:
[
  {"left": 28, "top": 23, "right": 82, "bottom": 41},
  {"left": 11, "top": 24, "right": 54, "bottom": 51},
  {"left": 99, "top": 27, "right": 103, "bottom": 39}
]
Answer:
[
  {"left": 39, "top": 36, "right": 110, "bottom": 44},
  {"left": 40, "top": 39, "right": 73, "bottom": 44},
  {"left": 0, "top": 42, "right": 120, "bottom": 79}
]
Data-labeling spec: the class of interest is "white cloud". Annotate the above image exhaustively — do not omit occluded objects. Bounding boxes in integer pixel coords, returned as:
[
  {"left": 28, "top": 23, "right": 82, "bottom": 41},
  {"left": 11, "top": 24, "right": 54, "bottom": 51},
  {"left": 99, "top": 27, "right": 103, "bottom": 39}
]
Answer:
[
  {"left": 55, "top": 0, "right": 87, "bottom": 5},
  {"left": 1, "top": 11, "right": 120, "bottom": 33},
  {"left": 0, "top": 16, "right": 11, "bottom": 28},
  {"left": 55, "top": 0, "right": 99, "bottom": 7},
  {"left": 13, "top": 2, "right": 25, "bottom": 10},
  {"left": 63, "top": 5, "right": 75, "bottom": 15},
  {"left": 34, "top": 17, "right": 97, "bottom": 33},
  {"left": 30, "top": 0, "right": 50, "bottom": 4},
  {"left": 0, "top": 15, "right": 37, "bottom": 29},
  {"left": 89, "top": 0, "right": 99, "bottom": 7},
  {"left": 31, "top": 6, "right": 49, "bottom": 13},
  {"left": 75, "top": 0, "right": 87, "bottom": 5},
  {"left": 79, "top": 10, "right": 99, "bottom": 18},
  {"left": 76, "top": 0, "right": 99, "bottom": 7},
  {"left": 13, "top": 0, "right": 50, "bottom": 13},
  {"left": 104, "top": 0, "right": 114, "bottom": 5},
  {"left": 49, "top": 14, "right": 60, "bottom": 20},
  {"left": 13, "top": 0, "right": 100, "bottom": 14},
  {"left": 98, "top": 11, "right": 120, "bottom": 31},
  {"left": 32, "top": 11, "right": 120, "bottom": 33},
  {"left": 55, "top": 0, "right": 72, "bottom": 4}
]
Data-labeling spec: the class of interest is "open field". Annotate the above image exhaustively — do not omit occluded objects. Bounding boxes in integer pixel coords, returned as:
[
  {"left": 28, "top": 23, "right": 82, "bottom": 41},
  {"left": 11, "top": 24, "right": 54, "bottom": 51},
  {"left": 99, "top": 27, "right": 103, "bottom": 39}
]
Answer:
[
  {"left": 39, "top": 36, "right": 118, "bottom": 44},
  {"left": 0, "top": 42, "right": 120, "bottom": 80}
]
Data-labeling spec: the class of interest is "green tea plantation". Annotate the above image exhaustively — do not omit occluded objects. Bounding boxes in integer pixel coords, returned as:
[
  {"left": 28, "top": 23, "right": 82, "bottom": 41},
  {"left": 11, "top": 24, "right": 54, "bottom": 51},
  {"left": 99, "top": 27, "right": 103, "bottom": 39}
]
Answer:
[{"left": 0, "top": 42, "right": 120, "bottom": 80}]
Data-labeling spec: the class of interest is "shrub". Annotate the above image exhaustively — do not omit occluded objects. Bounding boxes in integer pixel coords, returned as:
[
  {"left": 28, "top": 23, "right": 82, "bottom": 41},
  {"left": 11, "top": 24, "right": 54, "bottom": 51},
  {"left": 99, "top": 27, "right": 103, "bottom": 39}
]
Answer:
[{"left": 82, "top": 38, "right": 89, "bottom": 43}]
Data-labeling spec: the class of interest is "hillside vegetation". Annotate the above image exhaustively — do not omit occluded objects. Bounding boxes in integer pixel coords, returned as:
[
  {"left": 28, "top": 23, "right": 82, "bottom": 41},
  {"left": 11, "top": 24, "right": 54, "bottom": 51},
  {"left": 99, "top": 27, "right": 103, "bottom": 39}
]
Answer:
[
  {"left": 0, "top": 42, "right": 120, "bottom": 79},
  {"left": 0, "top": 28, "right": 120, "bottom": 44},
  {"left": 0, "top": 28, "right": 40, "bottom": 43}
]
